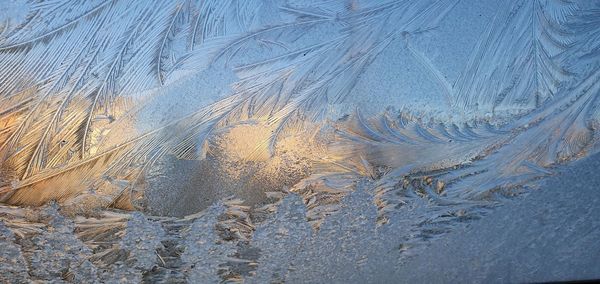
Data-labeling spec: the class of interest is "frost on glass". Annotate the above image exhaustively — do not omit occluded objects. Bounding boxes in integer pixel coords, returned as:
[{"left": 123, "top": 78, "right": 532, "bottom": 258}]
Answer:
[{"left": 0, "top": 0, "right": 599, "bottom": 282}]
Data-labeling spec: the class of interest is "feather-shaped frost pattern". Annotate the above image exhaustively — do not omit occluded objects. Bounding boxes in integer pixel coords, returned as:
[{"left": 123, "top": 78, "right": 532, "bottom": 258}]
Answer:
[
  {"left": 0, "top": 1, "right": 599, "bottom": 281},
  {"left": 453, "top": 0, "right": 578, "bottom": 115}
]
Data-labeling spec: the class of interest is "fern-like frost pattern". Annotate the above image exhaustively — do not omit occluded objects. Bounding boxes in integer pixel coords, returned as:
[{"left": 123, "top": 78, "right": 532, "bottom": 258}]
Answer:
[{"left": 0, "top": 0, "right": 599, "bottom": 282}]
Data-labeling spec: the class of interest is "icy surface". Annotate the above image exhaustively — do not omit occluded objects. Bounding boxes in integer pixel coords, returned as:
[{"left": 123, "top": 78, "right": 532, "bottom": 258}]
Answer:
[
  {"left": 0, "top": 221, "right": 29, "bottom": 282},
  {"left": 396, "top": 152, "right": 600, "bottom": 283},
  {"left": 0, "top": 0, "right": 599, "bottom": 282}
]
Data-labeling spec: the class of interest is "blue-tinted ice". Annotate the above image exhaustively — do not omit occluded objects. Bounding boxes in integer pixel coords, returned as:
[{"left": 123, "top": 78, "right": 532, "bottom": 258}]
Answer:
[{"left": 0, "top": 0, "right": 598, "bottom": 282}]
